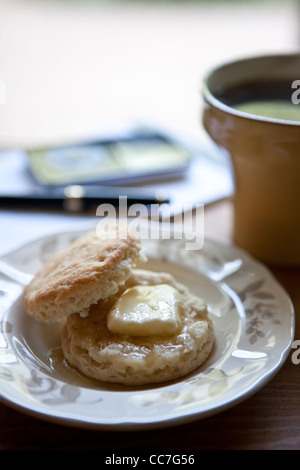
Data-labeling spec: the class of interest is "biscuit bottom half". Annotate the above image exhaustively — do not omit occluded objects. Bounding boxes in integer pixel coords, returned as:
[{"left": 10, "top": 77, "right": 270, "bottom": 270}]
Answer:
[{"left": 61, "top": 270, "right": 214, "bottom": 386}]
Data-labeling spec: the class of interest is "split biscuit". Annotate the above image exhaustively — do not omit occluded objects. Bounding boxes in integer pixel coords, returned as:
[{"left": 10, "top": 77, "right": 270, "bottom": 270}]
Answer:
[
  {"left": 62, "top": 269, "right": 214, "bottom": 386},
  {"left": 23, "top": 222, "right": 143, "bottom": 323}
]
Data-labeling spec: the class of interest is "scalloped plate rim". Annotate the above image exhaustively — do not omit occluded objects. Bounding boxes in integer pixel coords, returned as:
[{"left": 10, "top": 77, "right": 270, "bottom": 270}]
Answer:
[{"left": 0, "top": 226, "right": 295, "bottom": 430}]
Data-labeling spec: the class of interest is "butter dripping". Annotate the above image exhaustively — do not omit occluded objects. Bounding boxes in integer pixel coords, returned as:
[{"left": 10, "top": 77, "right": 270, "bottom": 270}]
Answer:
[{"left": 107, "top": 284, "right": 183, "bottom": 337}]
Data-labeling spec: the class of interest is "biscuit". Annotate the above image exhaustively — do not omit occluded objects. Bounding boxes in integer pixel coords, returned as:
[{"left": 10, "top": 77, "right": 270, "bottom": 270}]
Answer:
[
  {"left": 23, "top": 222, "right": 143, "bottom": 323},
  {"left": 61, "top": 269, "right": 214, "bottom": 386}
]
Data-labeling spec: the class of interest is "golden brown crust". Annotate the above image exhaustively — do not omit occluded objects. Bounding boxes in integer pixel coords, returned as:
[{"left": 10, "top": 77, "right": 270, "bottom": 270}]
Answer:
[{"left": 22, "top": 222, "right": 142, "bottom": 323}]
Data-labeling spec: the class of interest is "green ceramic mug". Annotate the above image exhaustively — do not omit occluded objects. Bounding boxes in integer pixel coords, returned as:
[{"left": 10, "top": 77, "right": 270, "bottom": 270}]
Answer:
[{"left": 202, "top": 54, "right": 300, "bottom": 266}]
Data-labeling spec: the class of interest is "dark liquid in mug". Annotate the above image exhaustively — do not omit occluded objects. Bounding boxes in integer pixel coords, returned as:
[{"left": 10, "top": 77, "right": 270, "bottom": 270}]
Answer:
[{"left": 215, "top": 80, "right": 300, "bottom": 121}]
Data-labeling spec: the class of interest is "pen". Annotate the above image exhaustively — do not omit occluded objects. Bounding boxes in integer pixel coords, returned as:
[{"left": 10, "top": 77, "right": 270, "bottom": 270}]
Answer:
[{"left": 0, "top": 184, "right": 170, "bottom": 212}]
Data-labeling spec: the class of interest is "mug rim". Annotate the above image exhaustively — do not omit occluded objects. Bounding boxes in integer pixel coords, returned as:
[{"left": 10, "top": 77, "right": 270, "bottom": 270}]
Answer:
[{"left": 202, "top": 52, "right": 300, "bottom": 127}]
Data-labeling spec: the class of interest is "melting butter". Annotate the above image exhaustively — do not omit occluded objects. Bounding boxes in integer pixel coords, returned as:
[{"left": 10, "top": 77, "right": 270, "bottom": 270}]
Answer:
[{"left": 107, "top": 284, "right": 182, "bottom": 337}]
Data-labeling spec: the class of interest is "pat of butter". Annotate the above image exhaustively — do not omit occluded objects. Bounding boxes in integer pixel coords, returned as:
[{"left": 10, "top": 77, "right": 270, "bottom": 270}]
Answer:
[{"left": 107, "top": 284, "right": 182, "bottom": 336}]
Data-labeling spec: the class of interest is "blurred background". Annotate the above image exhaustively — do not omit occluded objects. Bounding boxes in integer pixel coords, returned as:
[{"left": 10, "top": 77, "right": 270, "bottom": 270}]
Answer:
[
  {"left": 0, "top": 0, "right": 299, "bottom": 254},
  {"left": 0, "top": 0, "right": 299, "bottom": 149}
]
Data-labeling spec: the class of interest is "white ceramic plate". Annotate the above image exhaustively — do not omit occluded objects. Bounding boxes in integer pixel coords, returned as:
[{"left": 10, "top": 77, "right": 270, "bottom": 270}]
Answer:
[{"left": 0, "top": 229, "right": 295, "bottom": 430}]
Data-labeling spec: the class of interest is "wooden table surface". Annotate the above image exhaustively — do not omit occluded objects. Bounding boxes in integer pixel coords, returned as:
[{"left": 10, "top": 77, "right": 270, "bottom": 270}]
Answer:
[{"left": 0, "top": 200, "right": 299, "bottom": 451}]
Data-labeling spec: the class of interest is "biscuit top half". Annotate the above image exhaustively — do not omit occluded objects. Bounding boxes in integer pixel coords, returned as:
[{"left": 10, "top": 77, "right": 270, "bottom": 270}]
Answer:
[{"left": 23, "top": 222, "right": 143, "bottom": 323}]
